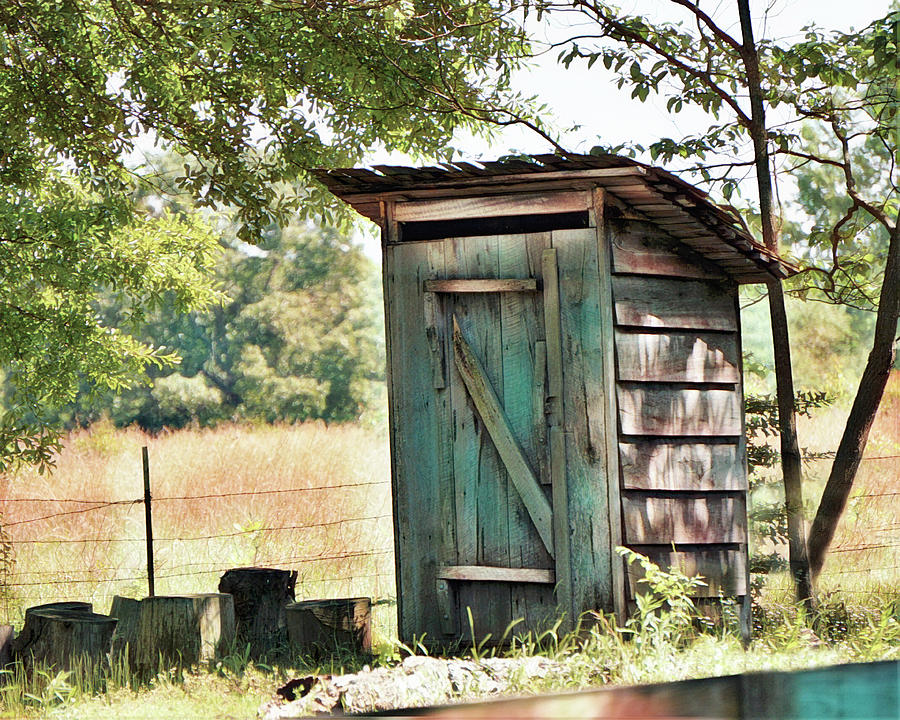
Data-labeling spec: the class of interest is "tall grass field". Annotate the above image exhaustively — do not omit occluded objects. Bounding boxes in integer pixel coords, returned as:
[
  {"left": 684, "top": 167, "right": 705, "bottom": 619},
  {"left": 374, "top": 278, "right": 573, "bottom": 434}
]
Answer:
[
  {"left": 0, "top": 421, "right": 395, "bottom": 635},
  {"left": 0, "top": 373, "right": 896, "bottom": 718}
]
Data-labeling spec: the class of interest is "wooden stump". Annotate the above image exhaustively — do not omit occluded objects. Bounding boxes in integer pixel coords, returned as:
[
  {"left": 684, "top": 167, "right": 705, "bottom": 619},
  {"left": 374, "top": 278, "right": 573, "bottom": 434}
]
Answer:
[
  {"left": 218, "top": 567, "right": 297, "bottom": 658},
  {"left": 121, "top": 594, "right": 235, "bottom": 676},
  {"left": 285, "top": 598, "right": 372, "bottom": 656},
  {"left": 108, "top": 596, "right": 141, "bottom": 660},
  {"left": 12, "top": 602, "right": 117, "bottom": 672},
  {"left": 0, "top": 625, "right": 14, "bottom": 667}
]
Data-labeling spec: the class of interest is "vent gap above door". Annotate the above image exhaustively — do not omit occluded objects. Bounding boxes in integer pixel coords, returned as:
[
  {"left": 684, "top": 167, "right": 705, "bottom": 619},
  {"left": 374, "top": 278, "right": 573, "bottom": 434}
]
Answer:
[{"left": 398, "top": 211, "right": 590, "bottom": 243}]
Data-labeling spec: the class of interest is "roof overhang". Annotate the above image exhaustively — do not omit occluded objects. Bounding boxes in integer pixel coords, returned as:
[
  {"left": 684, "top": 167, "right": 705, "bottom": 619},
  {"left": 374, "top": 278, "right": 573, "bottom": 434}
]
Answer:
[{"left": 314, "top": 154, "right": 798, "bottom": 284}]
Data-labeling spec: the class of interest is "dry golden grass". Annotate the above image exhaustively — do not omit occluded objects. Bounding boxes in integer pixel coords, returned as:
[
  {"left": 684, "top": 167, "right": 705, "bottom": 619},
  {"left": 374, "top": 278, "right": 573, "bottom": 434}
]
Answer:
[
  {"left": 0, "top": 421, "right": 394, "bottom": 632},
  {"left": 1, "top": 372, "right": 897, "bottom": 633},
  {"left": 796, "top": 370, "right": 900, "bottom": 597}
]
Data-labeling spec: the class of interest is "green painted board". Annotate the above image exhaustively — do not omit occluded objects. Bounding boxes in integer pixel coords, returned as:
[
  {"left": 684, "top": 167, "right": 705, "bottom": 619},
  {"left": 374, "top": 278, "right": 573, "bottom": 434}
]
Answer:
[
  {"left": 384, "top": 241, "right": 445, "bottom": 641},
  {"left": 553, "top": 227, "right": 614, "bottom": 617}
]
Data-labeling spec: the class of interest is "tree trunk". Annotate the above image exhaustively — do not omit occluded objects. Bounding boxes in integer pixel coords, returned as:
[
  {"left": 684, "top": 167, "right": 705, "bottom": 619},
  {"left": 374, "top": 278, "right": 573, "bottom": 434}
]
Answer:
[
  {"left": 113, "top": 594, "right": 235, "bottom": 677},
  {"left": 219, "top": 567, "right": 297, "bottom": 658},
  {"left": 807, "top": 221, "right": 900, "bottom": 578},
  {"left": 737, "top": 0, "right": 814, "bottom": 608},
  {"left": 285, "top": 598, "right": 372, "bottom": 657},
  {"left": 12, "top": 602, "right": 117, "bottom": 672}
]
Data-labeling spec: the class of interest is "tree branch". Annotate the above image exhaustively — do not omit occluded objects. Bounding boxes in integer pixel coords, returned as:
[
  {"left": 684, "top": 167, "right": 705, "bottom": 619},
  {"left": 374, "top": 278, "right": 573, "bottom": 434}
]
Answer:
[
  {"left": 667, "top": 0, "right": 743, "bottom": 52},
  {"left": 571, "top": 0, "right": 752, "bottom": 127}
]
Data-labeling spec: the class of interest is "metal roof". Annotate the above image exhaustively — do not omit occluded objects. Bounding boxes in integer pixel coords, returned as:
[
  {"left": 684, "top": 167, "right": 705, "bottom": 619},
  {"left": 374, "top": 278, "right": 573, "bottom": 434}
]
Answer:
[{"left": 314, "top": 153, "right": 797, "bottom": 283}]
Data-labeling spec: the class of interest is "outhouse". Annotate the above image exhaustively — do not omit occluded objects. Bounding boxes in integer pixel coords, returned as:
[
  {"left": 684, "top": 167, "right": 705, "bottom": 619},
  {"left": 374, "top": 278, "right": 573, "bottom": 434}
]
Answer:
[{"left": 316, "top": 154, "right": 794, "bottom": 644}]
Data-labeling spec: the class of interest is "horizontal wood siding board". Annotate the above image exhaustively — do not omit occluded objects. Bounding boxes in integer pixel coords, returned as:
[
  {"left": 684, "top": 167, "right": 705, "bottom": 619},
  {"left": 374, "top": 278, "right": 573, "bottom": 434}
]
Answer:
[
  {"left": 437, "top": 566, "right": 556, "bottom": 584},
  {"left": 625, "top": 547, "right": 747, "bottom": 597},
  {"left": 616, "top": 384, "right": 742, "bottom": 437},
  {"left": 619, "top": 440, "right": 747, "bottom": 491},
  {"left": 393, "top": 191, "right": 591, "bottom": 222},
  {"left": 614, "top": 330, "right": 740, "bottom": 383},
  {"left": 610, "top": 223, "right": 726, "bottom": 280},
  {"left": 622, "top": 493, "right": 747, "bottom": 544},
  {"left": 425, "top": 278, "right": 538, "bottom": 293},
  {"left": 612, "top": 276, "right": 737, "bottom": 331}
]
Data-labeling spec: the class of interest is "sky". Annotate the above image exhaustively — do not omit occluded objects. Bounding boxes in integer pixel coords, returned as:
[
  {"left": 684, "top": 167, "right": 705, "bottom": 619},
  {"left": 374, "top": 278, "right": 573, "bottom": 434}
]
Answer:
[
  {"left": 356, "top": 0, "right": 892, "bottom": 255},
  {"left": 434, "top": 0, "right": 893, "bottom": 159}
]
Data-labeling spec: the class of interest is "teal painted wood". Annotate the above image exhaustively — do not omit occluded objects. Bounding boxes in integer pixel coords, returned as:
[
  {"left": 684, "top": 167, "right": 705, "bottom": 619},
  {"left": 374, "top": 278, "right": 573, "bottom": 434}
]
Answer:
[
  {"left": 448, "top": 234, "right": 513, "bottom": 641},
  {"left": 411, "top": 660, "right": 900, "bottom": 719},
  {"left": 751, "top": 659, "right": 900, "bottom": 719},
  {"left": 542, "top": 248, "right": 574, "bottom": 629},
  {"left": 594, "top": 192, "right": 626, "bottom": 624},
  {"left": 451, "top": 316, "right": 554, "bottom": 556},
  {"left": 553, "top": 227, "right": 614, "bottom": 618},
  {"left": 499, "top": 232, "right": 556, "bottom": 634},
  {"left": 384, "top": 240, "right": 445, "bottom": 642},
  {"left": 426, "top": 240, "right": 459, "bottom": 637}
]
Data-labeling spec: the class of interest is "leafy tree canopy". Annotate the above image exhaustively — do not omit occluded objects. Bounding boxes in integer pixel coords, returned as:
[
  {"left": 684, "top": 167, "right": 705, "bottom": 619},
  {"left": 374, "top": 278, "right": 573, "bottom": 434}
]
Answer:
[{"left": 0, "top": 0, "right": 537, "bottom": 469}]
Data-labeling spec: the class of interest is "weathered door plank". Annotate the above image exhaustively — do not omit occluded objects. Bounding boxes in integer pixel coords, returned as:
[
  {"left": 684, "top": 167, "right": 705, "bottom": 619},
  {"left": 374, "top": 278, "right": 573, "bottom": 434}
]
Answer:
[
  {"left": 384, "top": 239, "right": 444, "bottom": 639},
  {"left": 499, "top": 232, "right": 555, "bottom": 632},
  {"left": 553, "top": 228, "right": 614, "bottom": 618},
  {"left": 542, "top": 247, "right": 574, "bottom": 626},
  {"left": 425, "top": 241, "right": 457, "bottom": 637},
  {"left": 452, "top": 315, "right": 555, "bottom": 558},
  {"left": 446, "top": 235, "right": 511, "bottom": 639}
]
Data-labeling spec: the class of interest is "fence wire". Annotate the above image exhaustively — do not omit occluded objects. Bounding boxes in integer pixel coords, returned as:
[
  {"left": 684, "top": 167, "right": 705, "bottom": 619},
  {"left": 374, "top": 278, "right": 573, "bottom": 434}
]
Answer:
[{"left": 0, "top": 476, "right": 396, "bottom": 624}]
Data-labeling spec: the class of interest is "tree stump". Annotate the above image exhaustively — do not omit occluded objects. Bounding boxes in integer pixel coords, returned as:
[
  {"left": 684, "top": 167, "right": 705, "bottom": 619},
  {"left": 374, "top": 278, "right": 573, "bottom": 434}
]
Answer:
[
  {"left": 124, "top": 594, "right": 235, "bottom": 677},
  {"left": 0, "top": 625, "right": 14, "bottom": 667},
  {"left": 12, "top": 602, "right": 117, "bottom": 672},
  {"left": 285, "top": 597, "right": 372, "bottom": 657},
  {"left": 218, "top": 567, "right": 297, "bottom": 658},
  {"left": 108, "top": 596, "right": 141, "bottom": 660}
]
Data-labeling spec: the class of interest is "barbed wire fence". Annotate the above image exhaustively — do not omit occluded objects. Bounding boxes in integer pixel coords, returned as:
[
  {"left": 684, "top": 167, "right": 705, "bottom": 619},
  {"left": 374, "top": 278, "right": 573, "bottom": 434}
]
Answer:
[
  {"left": 817, "top": 452, "right": 900, "bottom": 594},
  {"left": 0, "top": 449, "right": 897, "bottom": 626},
  {"left": 0, "top": 459, "right": 397, "bottom": 626}
]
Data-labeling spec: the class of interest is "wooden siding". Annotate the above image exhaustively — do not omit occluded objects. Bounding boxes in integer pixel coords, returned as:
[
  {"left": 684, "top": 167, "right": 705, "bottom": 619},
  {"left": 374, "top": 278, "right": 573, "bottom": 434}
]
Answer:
[
  {"left": 614, "top": 330, "right": 739, "bottom": 383},
  {"left": 612, "top": 276, "right": 738, "bottom": 331},
  {"left": 625, "top": 547, "right": 747, "bottom": 597},
  {"left": 609, "top": 218, "right": 748, "bottom": 602}
]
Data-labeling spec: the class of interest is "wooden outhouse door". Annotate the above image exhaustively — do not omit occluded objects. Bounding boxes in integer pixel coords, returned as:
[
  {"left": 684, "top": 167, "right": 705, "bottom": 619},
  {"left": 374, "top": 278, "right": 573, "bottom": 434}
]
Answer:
[
  {"left": 428, "top": 235, "right": 560, "bottom": 641},
  {"left": 386, "top": 217, "right": 615, "bottom": 642}
]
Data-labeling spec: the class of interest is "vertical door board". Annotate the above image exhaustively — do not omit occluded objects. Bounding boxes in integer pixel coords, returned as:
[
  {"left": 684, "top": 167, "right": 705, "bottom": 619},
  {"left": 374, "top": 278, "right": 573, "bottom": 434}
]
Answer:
[
  {"left": 446, "top": 235, "right": 512, "bottom": 640},
  {"left": 500, "top": 233, "right": 556, "bottom": 633},
  {"left": 554, "top": 227, "right": 614, "bottom": 617},
  {"left": 385, "top": 239, "right": 445, "bottom": 640}
]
